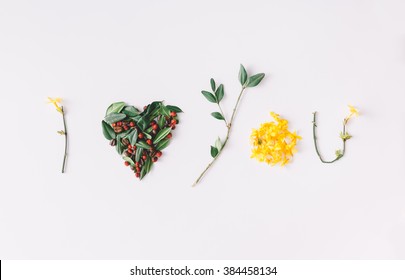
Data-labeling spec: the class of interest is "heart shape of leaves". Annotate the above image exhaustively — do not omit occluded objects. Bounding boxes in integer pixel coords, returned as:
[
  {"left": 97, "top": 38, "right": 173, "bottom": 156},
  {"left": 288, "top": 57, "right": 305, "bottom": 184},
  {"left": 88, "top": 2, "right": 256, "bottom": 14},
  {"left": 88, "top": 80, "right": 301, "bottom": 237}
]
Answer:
[{"left": 102, "top": 101, "right": 182, "bottom": 180}]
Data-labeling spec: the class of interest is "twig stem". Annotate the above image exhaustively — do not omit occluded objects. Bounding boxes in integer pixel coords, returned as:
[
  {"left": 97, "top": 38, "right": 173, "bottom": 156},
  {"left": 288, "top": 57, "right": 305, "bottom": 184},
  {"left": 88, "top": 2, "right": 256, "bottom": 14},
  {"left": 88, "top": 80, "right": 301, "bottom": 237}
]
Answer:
[{"left": 61, "top": 106, "right": 68, "bottom": 173}]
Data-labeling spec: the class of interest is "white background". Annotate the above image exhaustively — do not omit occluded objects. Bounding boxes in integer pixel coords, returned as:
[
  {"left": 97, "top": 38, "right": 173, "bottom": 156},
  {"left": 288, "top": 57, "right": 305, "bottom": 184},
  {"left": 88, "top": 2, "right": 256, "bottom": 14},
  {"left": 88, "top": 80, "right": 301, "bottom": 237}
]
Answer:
[{"left": 0, "top": 0, "right": 404, "bottom": 259}]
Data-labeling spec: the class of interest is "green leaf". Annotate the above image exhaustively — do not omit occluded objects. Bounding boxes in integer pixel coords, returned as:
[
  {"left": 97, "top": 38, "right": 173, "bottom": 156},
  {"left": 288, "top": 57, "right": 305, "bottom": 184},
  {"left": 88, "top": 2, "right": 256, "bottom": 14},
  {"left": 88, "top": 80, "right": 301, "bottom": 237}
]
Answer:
[
  {"left": 153, "top": 127, "right": 171, "bottom": 144},
  {"left": 135, "top": 147, "right": 143, "bottom": 162},
  {"left": 123, "top": 156, "right": 135, "bottom": 166},
  {"left": 340, "top": 132, "right": 352, "bottom": 140},
  {"left": 210, "top": 146, "right": 218, "bottom": 158},
  {"left": 215, "top": 137, "right": 222, "bottom": 152},
  {"left": 116, "top": 136, "right": 123, "bottom": 155},
  {"left": 104, "top": 113, "right": 126, "bottom": 124},
  {"left": 210, "top": 78, "right": 216, "bottom": 91},
  {"left": 101, "top": 120, "right": 116, "bottom": 140},
  {"left": 137, "top": 117, "right": 148, "bottom": 131},
  {"left": 201, "top": 91, "right": 217, "bottom": 103},
  {"left": 211, "top": 112, "right": 225, "bottom": 120},
  {"left": 155, "top": 139, "right": 170, "bottom": 151},
  {"left": 135, "top": 141, "right": 151, "bottom": 149},
  {"left": 140, "top": 168, "right": 146, "bottom": 180},
  {"left": 131, "top": 115, "right": 142, "bottom": 122},
  {"left": 106, "top": 102, "right": 126, "bottom": 116},
  {"left": 215, "top": 84, "right": 224, "bottom": 102},
  {"left": 118, "top": 128, "right": 132, "bottom": 138},
  {"left": 122, "top": 106, "right": 139, "bottom": 117},
  {"left": 166, "top": 105, "right": 183, "bottom": 113},
  {"left": 239, "top": 64, "right": 248, "bottom": 86},
  {"left": 246, "top": 73, "right": 265, "bottom": 87},
  {"left": 127, "top": 129, "right": 138, "bottom": 145},
  {"left": 143, "top": 101, "right": 162, "bottom": 116},
  {"left": 160, "top": 104, "right": 171, "bottom": 117},
  {"left": 140, "top": 156, "right": 152, "bottom": 180},
  {"left": 157, "top": 116, "right": 165, "bottom": 129},
  {"left": 150, "top": 107, "right": 162, "bottom": 119}
]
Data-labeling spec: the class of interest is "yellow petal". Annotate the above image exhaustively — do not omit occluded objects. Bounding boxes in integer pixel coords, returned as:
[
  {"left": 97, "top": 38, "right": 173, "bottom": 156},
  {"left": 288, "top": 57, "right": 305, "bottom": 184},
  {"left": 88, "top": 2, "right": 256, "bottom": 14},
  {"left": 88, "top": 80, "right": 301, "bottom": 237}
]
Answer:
[
  {"left": 47, "top": 97, "right": 62, "bottom": 105},
  {"left": 348, "top": 105, "right": 359, "bottom": 116}
]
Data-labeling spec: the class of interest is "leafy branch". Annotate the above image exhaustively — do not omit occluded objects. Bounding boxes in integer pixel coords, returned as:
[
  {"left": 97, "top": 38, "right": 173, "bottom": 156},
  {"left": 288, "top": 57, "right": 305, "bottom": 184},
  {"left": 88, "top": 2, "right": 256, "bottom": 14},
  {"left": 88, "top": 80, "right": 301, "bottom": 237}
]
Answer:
[{"left": 193, "top": 64, "right": 265, "bottom": 186}]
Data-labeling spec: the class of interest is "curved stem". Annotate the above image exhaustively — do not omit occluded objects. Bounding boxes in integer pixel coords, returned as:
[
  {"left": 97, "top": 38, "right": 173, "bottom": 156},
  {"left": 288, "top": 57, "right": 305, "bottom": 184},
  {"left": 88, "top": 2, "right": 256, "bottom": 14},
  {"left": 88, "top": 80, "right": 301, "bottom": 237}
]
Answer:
[
  {"left": 193, "top": 87, "right": 246, "bottom": 187},
  {"left": 61, "top": 106, "right": 68, "bottom": 173},
  {"left": 312, "top": 111, "right": 346, "bottom": 164}
]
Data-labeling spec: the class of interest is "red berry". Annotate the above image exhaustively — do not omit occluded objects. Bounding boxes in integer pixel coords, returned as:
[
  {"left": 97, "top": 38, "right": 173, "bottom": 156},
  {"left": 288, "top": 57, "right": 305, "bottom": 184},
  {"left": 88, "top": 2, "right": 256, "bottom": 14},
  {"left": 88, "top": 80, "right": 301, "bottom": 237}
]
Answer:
[
  {"left": 142, "top": 155, "right": 147, "bottom": 160},
  {"left": 152, "top": 124, "right": 158, "bottom": 130},
  {"left": 156, "top": 151, "right": 162, "bottom": 157},
  {"left": 128, "top": 144, "right": 132, "bottom": 149},
  {"left": 150, "top": 120, "right": 156, "bottom": 126},
  {"left": 117, "top": 121, "right": 122, "bottom": 126},
  {"left": 135, "top": 172, "right": 140, "bottom": 178},
  {"left": 128, "top": 149, "right": 133, "bottom": 154},
  {"left": 171, "top": 119, "right": 176, "bottom": 124},
  {"left": 171, "top": 125, "right": 176, "bottom": 130},
  {"left": 135, "top": 162, "right": 139, "bottom": 167},
  {"left": 112, "top": 123, "right": 117, "bottom": 127},
  {"left": 170, "top": 111, "right": 177, "bottom": 117},
  {"left": 123, "top": 125, "right": 129, "bottom": 130},
  {"left": 146, "top": 139, "right": 152, "bottom": 145},
  {"left": 152, "top": 157, "right": 158, "bottom": 162},
  {"left": 124, "top": 161, "right": 130, "bottom": 166},
  {"left": 138, "top": 133, "right": 144, "bottom": 139},
  {"left": 166, "top": 133, "right": 172, "bottom": 139},
  {"left": 129, "top": 122, "right": 135, "bottom": 127}
]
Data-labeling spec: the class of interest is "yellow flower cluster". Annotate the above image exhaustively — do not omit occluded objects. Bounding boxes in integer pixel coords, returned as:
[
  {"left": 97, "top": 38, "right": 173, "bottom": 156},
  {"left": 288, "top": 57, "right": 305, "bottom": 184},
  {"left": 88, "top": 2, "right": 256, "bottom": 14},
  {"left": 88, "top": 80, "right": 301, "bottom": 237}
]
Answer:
[{"left": 250, "top": 112, "right": 301, "bottom": 166}]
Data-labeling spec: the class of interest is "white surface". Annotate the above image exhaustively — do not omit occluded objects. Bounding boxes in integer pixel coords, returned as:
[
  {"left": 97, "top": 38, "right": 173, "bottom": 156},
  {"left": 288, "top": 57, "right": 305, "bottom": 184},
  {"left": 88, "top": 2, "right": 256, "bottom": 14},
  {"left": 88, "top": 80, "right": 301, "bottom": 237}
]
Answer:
[{"left": 0, "top": 0, "right": 404, "bottom": 259}]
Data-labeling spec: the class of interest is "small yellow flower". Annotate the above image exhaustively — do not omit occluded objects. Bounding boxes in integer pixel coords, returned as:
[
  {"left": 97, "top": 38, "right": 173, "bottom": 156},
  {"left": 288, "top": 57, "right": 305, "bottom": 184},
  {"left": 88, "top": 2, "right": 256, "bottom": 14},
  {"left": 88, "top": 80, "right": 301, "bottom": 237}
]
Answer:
[
  {"left": 47, "top": 97, "right": 63, "bottom": 113},
  {"left": 348, "top": 105, "right": 359, "bottom": 116},
  {"left": 250, "top": 112, "right": 302, "bottom": 166},
  {"left": 345, "top": 105, "right": 359, "bottom": 123}
]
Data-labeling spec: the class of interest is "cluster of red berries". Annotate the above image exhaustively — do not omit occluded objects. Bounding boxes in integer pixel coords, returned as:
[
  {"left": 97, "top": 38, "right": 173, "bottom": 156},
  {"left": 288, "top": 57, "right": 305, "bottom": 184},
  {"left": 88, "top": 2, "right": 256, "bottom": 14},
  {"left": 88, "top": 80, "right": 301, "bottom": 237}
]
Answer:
[
  {"left": 123, "top": 141, "right": 164, "bottom": 177},
  {"left": 109, "top": 109, "right": 179, "bottom": 179},
  {"left": 111, "top": 121, "right": 135, "bottom": 133}
]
